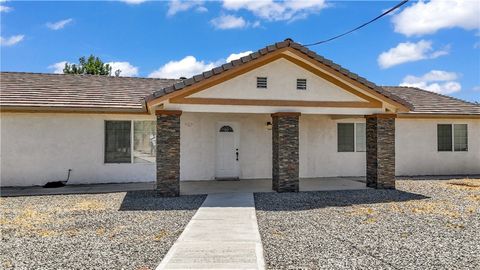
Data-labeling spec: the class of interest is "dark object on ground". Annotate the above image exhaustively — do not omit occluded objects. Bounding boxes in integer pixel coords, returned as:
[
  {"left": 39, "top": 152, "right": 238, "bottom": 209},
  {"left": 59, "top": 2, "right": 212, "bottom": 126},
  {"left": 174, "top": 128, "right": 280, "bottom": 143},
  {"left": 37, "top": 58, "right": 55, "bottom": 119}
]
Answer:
[
  {"left": 43, "top": 181, "right": 66, "bottom": 188},
  {"left": 43, "top": 169, "right": 72, "bottom": 188}
]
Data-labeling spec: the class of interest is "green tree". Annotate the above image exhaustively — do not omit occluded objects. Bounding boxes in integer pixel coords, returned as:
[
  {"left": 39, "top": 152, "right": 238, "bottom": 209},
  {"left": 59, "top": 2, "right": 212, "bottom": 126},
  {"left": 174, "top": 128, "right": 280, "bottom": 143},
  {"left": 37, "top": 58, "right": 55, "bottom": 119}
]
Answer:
[{"left": 63, "top": 55, "right": 113, "bottom": 75}]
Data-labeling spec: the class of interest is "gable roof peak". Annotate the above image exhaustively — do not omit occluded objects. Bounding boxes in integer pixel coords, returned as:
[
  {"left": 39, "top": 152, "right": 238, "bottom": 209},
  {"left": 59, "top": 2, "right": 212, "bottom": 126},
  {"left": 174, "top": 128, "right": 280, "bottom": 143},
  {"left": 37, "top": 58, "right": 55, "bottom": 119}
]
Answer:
[{"left": 145, "top": 39, "right": 412, "bottom": 110}]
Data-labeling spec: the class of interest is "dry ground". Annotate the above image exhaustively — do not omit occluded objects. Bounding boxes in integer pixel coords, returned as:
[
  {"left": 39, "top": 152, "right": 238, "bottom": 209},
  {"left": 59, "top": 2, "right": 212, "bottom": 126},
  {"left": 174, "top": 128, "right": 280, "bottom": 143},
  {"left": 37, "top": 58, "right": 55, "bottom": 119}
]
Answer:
[
  {"left": 255, "top": 178, "right": 480, "bottom": 270},
  {"left": 0, "top": 191, "right": 205, "bottom": 270}
]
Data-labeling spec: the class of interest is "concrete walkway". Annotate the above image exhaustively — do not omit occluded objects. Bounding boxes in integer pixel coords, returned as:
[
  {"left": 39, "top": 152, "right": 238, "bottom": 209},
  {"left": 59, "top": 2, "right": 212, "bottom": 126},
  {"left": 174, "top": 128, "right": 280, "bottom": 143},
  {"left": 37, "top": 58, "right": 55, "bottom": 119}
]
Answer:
[{"left": 157, "top": 192, "right": 265, "bottom": 269}]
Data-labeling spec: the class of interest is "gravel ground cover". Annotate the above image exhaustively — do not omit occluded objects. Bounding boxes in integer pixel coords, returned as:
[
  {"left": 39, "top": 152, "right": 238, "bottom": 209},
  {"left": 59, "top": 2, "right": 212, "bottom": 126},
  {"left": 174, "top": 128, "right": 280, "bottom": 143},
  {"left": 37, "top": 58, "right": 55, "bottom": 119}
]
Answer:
[
  {"left": 255, "top": 179, "right": 480, "bottom": 270},
  {"left": 0, "top": 191, "right": 206, "bottom": 270}
]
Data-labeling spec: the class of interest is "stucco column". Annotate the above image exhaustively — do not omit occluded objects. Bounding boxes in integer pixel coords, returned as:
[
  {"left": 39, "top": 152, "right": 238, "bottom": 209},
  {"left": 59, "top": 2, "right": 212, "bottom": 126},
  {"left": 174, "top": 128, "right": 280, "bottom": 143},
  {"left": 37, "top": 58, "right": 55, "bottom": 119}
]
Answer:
[
  {"left": 156, "top": 110, "right": 182, "bottom": 197},
  {"left": 365, "top": 114, "right": 396, "bottom": 189},
  {"left": 271, "top": 112, "right": 300, "bottom": 192}
]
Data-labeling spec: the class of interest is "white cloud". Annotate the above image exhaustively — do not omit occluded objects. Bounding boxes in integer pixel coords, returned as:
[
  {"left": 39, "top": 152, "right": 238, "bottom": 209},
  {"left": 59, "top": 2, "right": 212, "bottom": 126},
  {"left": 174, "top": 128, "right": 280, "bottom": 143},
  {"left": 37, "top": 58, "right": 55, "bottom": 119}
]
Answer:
[
  {"left": 403, "top": 70, "right": 458, "bottom": 83},
  {"left": 211, "top": 15, "right": 247, "bottom": 29},
  {"left": 0, "top": 35, "right": 24, "bottom": 46},
  {"left": 0, "top": 5, "right": 11, "bottom": 12},
  {"left": 226, "top": 51, "right": 253, "bottom": 62},
  {"left": 48, "top": 61, "right": 70, "bottom": 74},
  {"left": 392, "top": 0, "right": 480, "bottom": 36},
  {"left": 148, "top": 56, "right": 217, "bottom": 78},
  {"left": 473, "top": 86, "right": 480, "bottom": 92},
  {"left": 378, "top": 40, "right": 449, "bottom": 69},
  {"left": 196, "top": 6, "right": 208, "bottom": 13},
  {"left": 120, "top": 0, "right": 147, "bottom": 4},
  {"left": 167, "top": 0, "right": 206, "bottom": 16},
  {"left": 222, "top": 0, "right": 327, "bottom": 22},
  {"left": 46, "top": 18, "right": 73, "bottom": 30},
  {"left": 0, "top": 0, "right": 11, "bottom": 12},
  {"left": 107, "top": 61, "right": 139, "bottom": 77},
  {"left": 148, "top": 50, "right": 254, "bottom": 78},
  {"left": 400, "top": 70, "right": 462, "bottom": 94}
]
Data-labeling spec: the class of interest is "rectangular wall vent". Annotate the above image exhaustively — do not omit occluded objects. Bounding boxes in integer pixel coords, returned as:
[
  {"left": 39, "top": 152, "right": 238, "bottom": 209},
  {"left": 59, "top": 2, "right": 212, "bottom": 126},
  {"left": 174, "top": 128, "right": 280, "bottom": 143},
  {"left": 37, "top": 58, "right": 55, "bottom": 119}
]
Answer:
[
  {"left": 297, "top": 79, "right": 307, "bottom": 90},
  {"left": 257, "top": 77, "right": 267, "bottom": 89}
]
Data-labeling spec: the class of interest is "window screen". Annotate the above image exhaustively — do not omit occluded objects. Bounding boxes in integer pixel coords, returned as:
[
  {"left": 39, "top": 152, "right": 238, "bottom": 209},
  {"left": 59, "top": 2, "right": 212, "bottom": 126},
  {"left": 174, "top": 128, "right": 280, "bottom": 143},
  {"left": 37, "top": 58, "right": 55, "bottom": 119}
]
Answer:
[
  {"left": 105, "top": 121, "right": 131, "bottom": 163},
  {"left": 133, "top": 121, "right": 156, "bottom": 163},
  {"left": 257, "top": 77, "right": 267, "bottom": 88},
  {"left": 355, "top": 123, "right": 366, "bottom": 152},
  {"left": 437, "top": 124, "right": 452, "bottom": 151},
  {"left": 297, "top": 79, "right": 307, "bottom": 90},
  {"left": 338, "top": 123, "right": 355, "bottom": 152},
  {"left": 454, "top": 124, "right": 468, "bottom": 151}
]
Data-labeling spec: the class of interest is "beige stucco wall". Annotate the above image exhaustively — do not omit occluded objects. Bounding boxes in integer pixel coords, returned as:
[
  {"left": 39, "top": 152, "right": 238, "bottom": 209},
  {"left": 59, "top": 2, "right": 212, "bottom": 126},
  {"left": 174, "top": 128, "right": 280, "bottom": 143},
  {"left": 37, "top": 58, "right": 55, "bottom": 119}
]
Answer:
[
  {"left": 1, "top": 112, "right": 479, "bottom": 186},
  {"left": 0, "top": 113, "right": 156, "bottom": 186},
  {"left": 191, "top": 58, "right": 364, "bottom": 102},
  {"left": 180, "top": 112, "right": 272, "bottom": 180},
  {"left": 300, "top": 115, "right": 366, "bottom": 177},
  {"left": 396, "top": 118, "right": 480, "bottom": 176},
  {"left": 180, "top": 113, "right": 366, "bottom": 181}
]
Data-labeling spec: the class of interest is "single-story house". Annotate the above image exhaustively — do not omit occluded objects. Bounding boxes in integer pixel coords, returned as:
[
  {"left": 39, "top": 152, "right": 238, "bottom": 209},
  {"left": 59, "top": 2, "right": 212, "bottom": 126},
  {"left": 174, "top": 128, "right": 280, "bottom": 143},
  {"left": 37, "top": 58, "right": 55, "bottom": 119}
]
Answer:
[{"left": 1, "top": 39, "right": 479, "bottom": 195}]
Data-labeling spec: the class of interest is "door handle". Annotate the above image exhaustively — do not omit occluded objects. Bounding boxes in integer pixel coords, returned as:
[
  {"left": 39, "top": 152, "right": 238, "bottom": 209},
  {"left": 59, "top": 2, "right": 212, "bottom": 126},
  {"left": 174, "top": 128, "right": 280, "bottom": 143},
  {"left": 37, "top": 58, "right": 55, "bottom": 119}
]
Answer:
[{"left": 236, "top": 148, "right": 239, "bottom": 161}]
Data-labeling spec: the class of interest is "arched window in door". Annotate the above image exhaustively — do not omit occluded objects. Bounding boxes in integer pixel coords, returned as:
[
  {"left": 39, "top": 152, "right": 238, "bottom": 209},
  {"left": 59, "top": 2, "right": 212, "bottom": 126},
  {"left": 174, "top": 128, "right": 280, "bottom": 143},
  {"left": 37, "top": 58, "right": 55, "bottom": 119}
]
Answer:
[{"left": 219, "top": 125, "right": 234, "bottom": 132}]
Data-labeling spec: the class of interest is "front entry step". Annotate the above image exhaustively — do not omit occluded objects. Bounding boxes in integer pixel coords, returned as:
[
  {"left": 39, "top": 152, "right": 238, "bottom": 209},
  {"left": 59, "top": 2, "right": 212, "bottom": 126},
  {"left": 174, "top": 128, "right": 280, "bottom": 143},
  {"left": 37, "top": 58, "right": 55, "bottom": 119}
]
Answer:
[
  {"left": 215, "top": 177, "right": 240, "bottom": 181},
  {"left": 156, "top": 193, "right": 265, "bottom": 269}
]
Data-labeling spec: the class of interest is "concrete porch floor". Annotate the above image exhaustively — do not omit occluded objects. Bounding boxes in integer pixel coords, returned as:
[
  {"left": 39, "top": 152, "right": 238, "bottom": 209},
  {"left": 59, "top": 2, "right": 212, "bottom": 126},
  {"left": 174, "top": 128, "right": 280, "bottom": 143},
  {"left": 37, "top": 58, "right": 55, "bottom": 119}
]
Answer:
[
  {"left": 180, "top": 177, "right": 368, "bottom": 195},
  {"left": 0, "top": 177, "right": 368, "bottom": 197}
]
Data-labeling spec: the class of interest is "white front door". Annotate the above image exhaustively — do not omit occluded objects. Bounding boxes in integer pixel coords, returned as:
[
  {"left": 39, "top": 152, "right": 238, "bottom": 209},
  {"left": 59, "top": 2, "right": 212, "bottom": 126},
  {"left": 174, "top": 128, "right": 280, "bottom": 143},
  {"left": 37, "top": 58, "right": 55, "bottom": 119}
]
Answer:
[{"left": 215, "top": 122, "right": 239, "bottom": 179}]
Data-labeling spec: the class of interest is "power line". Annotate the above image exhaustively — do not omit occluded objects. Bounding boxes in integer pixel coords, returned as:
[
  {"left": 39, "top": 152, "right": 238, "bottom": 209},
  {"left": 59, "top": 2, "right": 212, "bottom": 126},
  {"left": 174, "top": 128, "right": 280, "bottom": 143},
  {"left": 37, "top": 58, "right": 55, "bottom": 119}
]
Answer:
[{"left": 303, "top": 0, "right": 410, "bottom": 47}]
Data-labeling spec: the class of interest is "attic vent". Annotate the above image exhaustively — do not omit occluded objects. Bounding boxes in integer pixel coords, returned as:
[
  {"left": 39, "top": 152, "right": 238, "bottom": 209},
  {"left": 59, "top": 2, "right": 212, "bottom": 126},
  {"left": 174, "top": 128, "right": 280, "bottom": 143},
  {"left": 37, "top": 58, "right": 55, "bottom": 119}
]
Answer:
[
  {"left": 297, "top": 79, "right": 307, "bottom": 90},
  {"left": 257, "top": 77, "right": 267, "bottom": 89}
]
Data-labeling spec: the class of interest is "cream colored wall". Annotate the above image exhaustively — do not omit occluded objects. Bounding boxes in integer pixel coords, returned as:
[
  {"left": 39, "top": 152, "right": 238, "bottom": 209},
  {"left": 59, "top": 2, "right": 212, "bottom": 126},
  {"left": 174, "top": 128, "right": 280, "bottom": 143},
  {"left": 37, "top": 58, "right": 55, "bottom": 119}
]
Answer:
[
  {"left": 1, "top": 113, "right": 156, "bottom": 186},
  {"left": 179, "top": 112, "right": 272, "bottom": 180},
  {"left": 300, "top": 115, "right": 366, "bottom": 177},
  {"left": 179, "top": 113, "right": 366, "bottom": 180},
  {"left": 190, "top": 58, "right": 364, "bottom": 102},
  {"left": 396, "top": 118, "right": 480, "bottom": 176},
  {"left": 180, "top": 114, "right": 480, "bottom": 179},
  {"left": 2, "top": 112, "right": 479, "bottom": 187}
]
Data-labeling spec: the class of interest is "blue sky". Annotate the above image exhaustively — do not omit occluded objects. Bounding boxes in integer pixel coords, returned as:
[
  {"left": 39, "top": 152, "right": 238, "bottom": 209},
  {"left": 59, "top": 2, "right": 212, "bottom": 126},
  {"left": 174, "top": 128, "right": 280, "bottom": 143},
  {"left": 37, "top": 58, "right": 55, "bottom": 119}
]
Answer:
[{"left": 1, "top": 0, "right": 479, "bottom": 102}]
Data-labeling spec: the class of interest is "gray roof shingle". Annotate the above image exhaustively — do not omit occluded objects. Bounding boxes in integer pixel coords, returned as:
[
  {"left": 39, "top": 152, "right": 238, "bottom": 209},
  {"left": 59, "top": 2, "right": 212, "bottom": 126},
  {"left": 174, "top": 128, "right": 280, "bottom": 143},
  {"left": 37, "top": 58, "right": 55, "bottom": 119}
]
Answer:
[
  {"left": 381, "top": 86, "right": 480, "bottom": 115},
  {"left": 1, "top": 39, "right": 478, "bottom": 116},
  {"left": 2, "top": 72, "right": 477, "bottom": 115},
  {"left": 0, "top": 72, "right": 179, "bottom": 112}
]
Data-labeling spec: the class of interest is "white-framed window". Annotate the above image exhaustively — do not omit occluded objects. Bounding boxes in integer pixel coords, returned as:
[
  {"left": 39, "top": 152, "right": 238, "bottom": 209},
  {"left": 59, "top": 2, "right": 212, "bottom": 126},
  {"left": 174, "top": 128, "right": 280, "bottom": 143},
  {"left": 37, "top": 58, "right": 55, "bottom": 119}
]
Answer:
[
  {"left": 105, "top": 120, "right": 156, "bottom": 163},
  {"left": 337, "top": 123, "right": 366, "bottom": 152},
  {"left": 257, "top": 77, "right": 267, "bottom": 89},
  {"left": 297, "top": 78, "right": 307, "bottom": 90},
  {"left": 437, "top": 124, "right": 468, "bottom": 152}
]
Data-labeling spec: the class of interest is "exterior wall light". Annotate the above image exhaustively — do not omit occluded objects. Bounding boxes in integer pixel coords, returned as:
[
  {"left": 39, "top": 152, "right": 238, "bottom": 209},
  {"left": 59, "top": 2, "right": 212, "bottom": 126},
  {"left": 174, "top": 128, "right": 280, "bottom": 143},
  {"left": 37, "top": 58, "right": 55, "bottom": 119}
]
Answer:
[{"left": 266, "top": 121, "right": 272, "bottom": 130}]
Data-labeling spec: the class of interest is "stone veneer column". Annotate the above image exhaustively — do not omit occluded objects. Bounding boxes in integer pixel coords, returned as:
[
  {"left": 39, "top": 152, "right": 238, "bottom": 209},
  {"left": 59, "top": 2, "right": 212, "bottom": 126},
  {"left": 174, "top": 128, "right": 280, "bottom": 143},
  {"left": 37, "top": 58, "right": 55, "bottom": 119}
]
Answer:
[
  {"left": 271, "top": 112, "right": 300, "bottom": 192},
  {"left": 366, "top": 114, "right": 396, "bottom": 189},
  {"left": 156, "top": 110, "right": 182, "bottom": 197}
]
